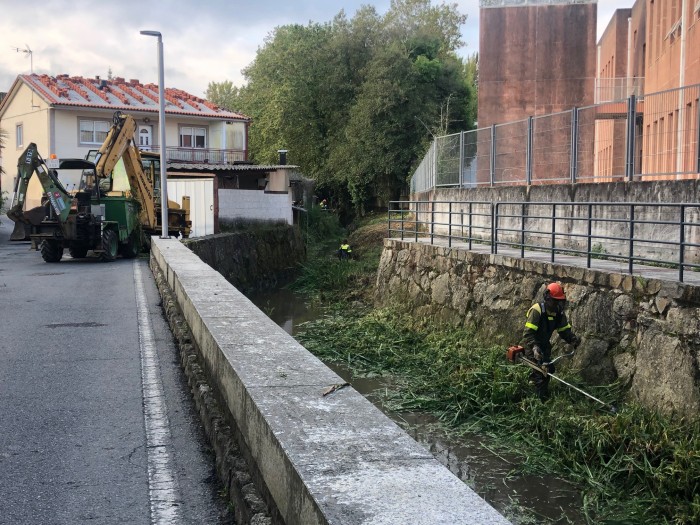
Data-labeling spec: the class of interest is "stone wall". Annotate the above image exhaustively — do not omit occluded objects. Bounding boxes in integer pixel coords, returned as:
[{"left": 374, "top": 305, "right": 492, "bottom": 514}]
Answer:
[
  {"left": 376, "top": 239, "right": 700, "bottom": 420},
  {"left": 184, "top": 225, "right": 305, "bottom": 293}
]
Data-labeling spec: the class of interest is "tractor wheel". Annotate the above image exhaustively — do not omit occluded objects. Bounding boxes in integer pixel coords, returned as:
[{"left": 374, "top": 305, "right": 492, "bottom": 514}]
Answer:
[
  {"left": 99, "top": 229, "right": 118, "bottom": 262},
  {"left": 40, "top": 240, "right": 63, "bottom": 263},
  {"left": 119, "top": 232, "right": 141, "bottom": 259},
  {"left": 68, "top": 244, "right": 89, "bottom": 259}
]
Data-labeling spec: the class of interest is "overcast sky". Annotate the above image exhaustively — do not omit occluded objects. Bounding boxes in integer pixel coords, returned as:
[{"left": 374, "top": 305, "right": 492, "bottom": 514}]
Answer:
[{"left": 1, "top": 0, "right": 621, "bottom": 97}]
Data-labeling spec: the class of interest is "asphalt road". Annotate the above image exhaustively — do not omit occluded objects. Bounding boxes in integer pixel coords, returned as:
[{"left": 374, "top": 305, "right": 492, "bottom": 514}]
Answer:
[{"left": 0, "top": 215, "right": 231, "bottom": 524}]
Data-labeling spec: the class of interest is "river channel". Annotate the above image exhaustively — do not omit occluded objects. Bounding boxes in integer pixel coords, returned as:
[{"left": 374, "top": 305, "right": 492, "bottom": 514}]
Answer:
[{"left": 248, "top": 287, "right": 588, "bottom": 525}]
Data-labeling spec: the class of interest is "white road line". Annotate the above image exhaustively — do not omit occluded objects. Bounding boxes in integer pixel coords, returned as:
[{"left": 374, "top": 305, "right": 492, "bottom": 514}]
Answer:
[{"left": 134, "top": 260, "right": 181, "bottom": 525}]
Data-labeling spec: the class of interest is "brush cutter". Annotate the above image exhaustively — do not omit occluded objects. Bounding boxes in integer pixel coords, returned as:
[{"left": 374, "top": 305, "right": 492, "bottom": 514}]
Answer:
[{"left": 507, "top": 346, "right": 617, "bottom": 414}]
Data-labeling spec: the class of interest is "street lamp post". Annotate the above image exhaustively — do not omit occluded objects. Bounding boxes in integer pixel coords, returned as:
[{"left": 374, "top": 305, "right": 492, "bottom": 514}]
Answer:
[{"left": 140, "top": 30, "right": 169, "bottom": 238}]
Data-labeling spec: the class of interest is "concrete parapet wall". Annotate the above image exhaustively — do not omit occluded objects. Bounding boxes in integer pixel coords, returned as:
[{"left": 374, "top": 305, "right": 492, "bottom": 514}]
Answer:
[
  {"left": 376, "top": 239, "right": 700, "bottom": 420},
  {"left": 150, "top": 238, "right": 511, "bottom": 525},
  {"left": 414, "top": 182, "right": 700, "bottom": 264}
]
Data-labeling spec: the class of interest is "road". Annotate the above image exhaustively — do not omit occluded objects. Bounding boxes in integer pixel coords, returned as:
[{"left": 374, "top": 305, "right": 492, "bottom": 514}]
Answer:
[{"left": 0, "top": 215, "right": 231, "bottom": 524}]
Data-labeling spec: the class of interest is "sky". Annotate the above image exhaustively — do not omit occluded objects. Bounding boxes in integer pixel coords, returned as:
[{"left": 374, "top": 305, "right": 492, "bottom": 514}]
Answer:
[{"left": 0, "top": 0, "right": 621, "bottom": 98}]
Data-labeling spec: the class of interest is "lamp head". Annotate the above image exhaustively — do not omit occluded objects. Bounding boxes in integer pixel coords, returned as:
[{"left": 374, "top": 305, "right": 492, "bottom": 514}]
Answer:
[{"left": 140, "top": 30, "right": 162, "bottom": 38}]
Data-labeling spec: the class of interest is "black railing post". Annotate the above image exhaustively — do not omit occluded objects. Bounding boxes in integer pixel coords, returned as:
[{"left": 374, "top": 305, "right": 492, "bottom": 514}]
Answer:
[
  {"left": 468, "top": 202, "right": 473, "bottom": 250},
  {"left": 430, "top": 200, "right": 435, "bottom": 245},
  {"left": 679, "top": 205, "right": 686, "bottom": 282},
  {"left": 587, "top": 203, "right": 593, "bottom": 268},
  {"left": 492, "top": 203, "right": 498, "bottom": 254},
  {"left": 415, "top": 202, "right": 419, "bottom": 243},
  {"left": 629, "top": 204, "right": 635, "bottom": 274},
  {"left": 521, "top": 203, "right": 526, "bottom": 258},
  {"left": 448, "top": 202, "right": 452, "bottom": 248},
  {"left": 551, "top": 204, "right": 557, "bottom": 263}
]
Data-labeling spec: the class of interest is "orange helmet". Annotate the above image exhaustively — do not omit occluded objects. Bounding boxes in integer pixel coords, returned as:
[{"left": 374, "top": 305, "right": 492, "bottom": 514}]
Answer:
[{"left": 545, "top": 282, "right": 566, "bottom": 300}]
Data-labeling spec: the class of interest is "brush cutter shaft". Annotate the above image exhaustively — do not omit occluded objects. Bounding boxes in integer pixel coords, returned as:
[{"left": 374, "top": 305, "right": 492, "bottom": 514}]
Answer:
[{"left": 519, "top": 356, "right": 614, "bottom": 410}]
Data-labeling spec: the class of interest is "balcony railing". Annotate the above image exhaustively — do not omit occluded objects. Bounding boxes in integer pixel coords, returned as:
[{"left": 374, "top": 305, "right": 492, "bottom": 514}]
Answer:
[
  {"left": 144, "top": 146, "right": 247, "bottom": 165},
  {"left": 595, "top": 77, "right": 645, "bottom": 103}
]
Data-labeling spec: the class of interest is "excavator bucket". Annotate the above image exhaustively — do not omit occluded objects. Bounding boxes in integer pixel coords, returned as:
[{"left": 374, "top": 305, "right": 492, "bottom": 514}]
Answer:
[{"left": 9, "top": 204, "right": 49, "bottom": 241}]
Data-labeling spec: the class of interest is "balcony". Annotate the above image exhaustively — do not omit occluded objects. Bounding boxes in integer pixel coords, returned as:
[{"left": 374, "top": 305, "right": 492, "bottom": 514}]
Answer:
[
  {"left": 595, "top": 77, "right": 645, "bottom": 104},
  {"left": 144, "top": 146, "right": 247, "bottom": 165}
]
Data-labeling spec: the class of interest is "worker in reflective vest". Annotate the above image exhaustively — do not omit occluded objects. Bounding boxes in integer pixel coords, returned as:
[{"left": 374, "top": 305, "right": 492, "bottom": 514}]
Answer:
[
  {"left": 338, "top": 240, "right": 352, "bottom": 260},
  {"left": 521, "top": 282, "right": 580, "bottom": 400}
]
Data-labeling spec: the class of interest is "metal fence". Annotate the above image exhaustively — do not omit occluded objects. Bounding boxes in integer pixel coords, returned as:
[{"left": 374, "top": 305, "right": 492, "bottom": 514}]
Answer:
[
  {"left": 411, "top": 83, "right": 700, "bottom": 193},
  {"left": 388, "top": 200, "right": 700, "bottom": 283}
]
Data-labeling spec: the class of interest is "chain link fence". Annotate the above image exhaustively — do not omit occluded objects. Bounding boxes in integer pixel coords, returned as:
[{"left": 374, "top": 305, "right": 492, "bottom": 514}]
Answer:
[{"left": 411, "top": 83, "right": 700, "bottom": 193}]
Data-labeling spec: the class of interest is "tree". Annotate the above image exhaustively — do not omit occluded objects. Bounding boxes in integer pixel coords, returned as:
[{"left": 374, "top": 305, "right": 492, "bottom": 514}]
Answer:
[
  {"left": 205, "top": 80, "right": 241, "bottom": 111},
  {"left": 212, "top": 0, "right": 475, "bottom": 217}
]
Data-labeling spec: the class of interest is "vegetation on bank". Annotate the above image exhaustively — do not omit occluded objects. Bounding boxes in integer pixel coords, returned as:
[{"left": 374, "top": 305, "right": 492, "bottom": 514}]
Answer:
[{"left": 292, "top": 209, "right": 700, "bottom": 525}]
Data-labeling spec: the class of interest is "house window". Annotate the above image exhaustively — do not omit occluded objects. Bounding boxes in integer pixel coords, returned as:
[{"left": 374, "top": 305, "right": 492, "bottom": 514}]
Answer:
[
  {"left": 179, "top": 126, "right": 206, "bottom": 148},
  {"left": 79, "top": 119, "right": 111, "bottom": 144},
  {"left": 16, "top": 123, "right": 23, "bottom": 147}
]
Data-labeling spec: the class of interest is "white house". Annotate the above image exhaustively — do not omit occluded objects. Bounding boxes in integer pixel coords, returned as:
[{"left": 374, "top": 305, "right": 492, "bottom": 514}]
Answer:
[{"left": 0, "top": 73, "right": 264, "bottom": 236}]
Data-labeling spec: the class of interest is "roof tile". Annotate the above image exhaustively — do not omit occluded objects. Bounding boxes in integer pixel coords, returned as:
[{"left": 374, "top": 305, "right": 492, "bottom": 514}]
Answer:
[{"left": 20, "top": 73, "right": 250, "bottom": 121}]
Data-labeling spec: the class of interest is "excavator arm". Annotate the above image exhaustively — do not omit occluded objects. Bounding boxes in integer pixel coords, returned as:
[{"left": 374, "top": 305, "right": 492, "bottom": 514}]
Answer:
[
  {"left": 7, "top": 143, "right": 73, "bottom": 225},
  {"left": 94, "top": 111, "right": 189, "bottom": 238},
  {"left": 94, "top": 111, "right": 157, "bottom": 230}
]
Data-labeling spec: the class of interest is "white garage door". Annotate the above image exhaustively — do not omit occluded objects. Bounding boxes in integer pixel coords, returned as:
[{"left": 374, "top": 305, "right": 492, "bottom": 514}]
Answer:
[{"left": 167, "top": 178, "right": 214, "bottom": 238}]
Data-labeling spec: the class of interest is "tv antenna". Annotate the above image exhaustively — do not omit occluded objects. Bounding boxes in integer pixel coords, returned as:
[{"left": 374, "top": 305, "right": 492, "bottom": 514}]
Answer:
[
  {"left": 12, "top": 44, "right": 40, "bottom": 109},
  {"left": 12, "top": 44, "right": 34, "bottom": 73}
]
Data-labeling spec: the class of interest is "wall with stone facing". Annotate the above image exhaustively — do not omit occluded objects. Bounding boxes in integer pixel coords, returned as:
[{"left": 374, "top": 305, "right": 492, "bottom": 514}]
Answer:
[
  {"left": 184, "top": 225, "right": 305, "bottom": 293},
  {"left": 376, "top": 239, "right": 700, "bottom": 420}
]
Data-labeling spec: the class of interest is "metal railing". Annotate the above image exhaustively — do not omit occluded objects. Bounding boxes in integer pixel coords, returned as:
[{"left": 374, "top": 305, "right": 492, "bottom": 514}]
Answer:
[
  {"left": 388, "top": 200, "right": 700, "bottom": 283},
  {"left": 144, "top": 145, "right": 246, "bottom": 164},
  {"left": 411, "top": 83, "right": 700, "bottom": 192}
]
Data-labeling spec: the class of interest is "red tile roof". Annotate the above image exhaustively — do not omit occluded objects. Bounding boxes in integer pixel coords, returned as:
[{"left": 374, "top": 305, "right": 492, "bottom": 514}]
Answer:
[{"left": 20, "top": 73, "right": 250, "bottom": 121}]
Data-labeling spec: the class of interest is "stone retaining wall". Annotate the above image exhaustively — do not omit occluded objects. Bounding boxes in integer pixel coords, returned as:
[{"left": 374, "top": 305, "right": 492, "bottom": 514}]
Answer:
[
  {"left": 184, "top": 226, "right": 305, "bottom": 293},
  {"left": 376, "top": 239, "right": 700, "bottom": 419}
]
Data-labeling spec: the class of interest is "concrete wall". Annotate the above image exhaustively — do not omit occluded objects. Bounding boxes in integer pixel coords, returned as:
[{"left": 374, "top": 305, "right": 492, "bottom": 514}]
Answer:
[
  {"left": 150, "top": 237, "right": 511, "bottom": 525},
  {"left": 376, "top": 239, "right": 700, "bottom": 420},
  {"left": 219, "top": 189, "right": 292, "bottom": 225},
  {"left": 413, "top": 182, "right": 700, "bottom": 264}
]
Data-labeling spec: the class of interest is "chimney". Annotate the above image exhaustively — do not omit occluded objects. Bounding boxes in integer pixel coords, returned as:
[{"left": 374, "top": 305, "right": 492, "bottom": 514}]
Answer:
[{"left": 277, "top": 149, "right": 288, "bottom": 166}]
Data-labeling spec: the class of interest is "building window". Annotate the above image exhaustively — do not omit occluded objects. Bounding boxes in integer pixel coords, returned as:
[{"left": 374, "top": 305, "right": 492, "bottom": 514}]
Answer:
[
  {"left": 16, "top": 123, "right": 23, "bottom": 148},
  {"left": 179, "top": 126, "right": 206, "bottom": 148},
  {"left": 79, "top": 119, "right": 111, "bottom": 144}
]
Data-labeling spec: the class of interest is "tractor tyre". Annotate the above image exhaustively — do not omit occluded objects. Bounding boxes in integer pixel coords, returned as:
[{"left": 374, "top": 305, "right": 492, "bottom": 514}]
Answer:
[
  {"left": 120, "top": 232, "right": 141, "bottom": 259},
  {"left": 40, "top": 240, "right": 63, "bottom": 263},
  {"left": 99, "top": 229, "right": 118, "bottom": 262},
  {"left": 68, "top": 244, "right": 89, "bottom": 259}
]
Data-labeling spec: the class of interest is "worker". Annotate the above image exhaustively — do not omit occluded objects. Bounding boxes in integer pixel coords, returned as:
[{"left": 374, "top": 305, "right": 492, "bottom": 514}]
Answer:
[
  {"left": 521, "top": 282, "right": 580, "bottom": 401},
  {"left": 338, "top": 240, "right": 352, "bottom": 260},
  {"left": 320, "top": 198, "right": 328, "bottom": 210}
]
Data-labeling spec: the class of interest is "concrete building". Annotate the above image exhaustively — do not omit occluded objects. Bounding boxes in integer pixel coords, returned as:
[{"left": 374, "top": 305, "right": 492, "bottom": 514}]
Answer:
[
  {"left": 595, "top": 0, "right": 700, "bottom": 179},
  {"left": 478, "top": 0, "right": 597, "bottom": 184}
]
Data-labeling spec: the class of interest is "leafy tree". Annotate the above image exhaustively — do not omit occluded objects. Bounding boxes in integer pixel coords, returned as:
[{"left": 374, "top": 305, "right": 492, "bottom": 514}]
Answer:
[
  {"left": 212, "top": 0, "right": 475, "bottom": 217},
  {"left": 205, "top": 80, "right": 241, "bottom": 111}
]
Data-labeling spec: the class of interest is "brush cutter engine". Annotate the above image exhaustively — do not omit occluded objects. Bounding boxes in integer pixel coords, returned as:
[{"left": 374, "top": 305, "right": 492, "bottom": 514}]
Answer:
[{"left": 507, "top": 345, "right": 525, "bottom": 363}]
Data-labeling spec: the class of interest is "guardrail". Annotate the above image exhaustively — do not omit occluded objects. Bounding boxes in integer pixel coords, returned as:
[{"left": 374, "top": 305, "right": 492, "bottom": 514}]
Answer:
[{"left": 388, "top": 200, "right": 700, "bottom": 282}]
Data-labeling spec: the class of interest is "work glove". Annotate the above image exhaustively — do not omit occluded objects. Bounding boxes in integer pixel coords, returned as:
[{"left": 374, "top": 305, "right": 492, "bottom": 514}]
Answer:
[{"left": 532, "top": 345, "right": 542, "bottom": 362}]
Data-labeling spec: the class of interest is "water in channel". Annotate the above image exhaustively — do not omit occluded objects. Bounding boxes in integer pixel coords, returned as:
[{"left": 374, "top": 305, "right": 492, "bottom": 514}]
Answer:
[{"left": 248, "top": 287, "right": 587, "bottom": 525}]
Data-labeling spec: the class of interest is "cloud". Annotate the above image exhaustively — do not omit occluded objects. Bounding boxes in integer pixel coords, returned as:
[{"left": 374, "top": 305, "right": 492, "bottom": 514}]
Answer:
[{"left": 0, "top": 0, "right": 626, "bottom": 96}]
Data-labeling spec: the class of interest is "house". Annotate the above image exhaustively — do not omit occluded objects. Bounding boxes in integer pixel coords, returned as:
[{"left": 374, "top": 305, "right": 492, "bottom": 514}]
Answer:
[
  {"left": 595, "top": 0, "right": 700, "bottom": 180},
  {"left": 0, "top": 74, "right": 294, "bottom": 236}
]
